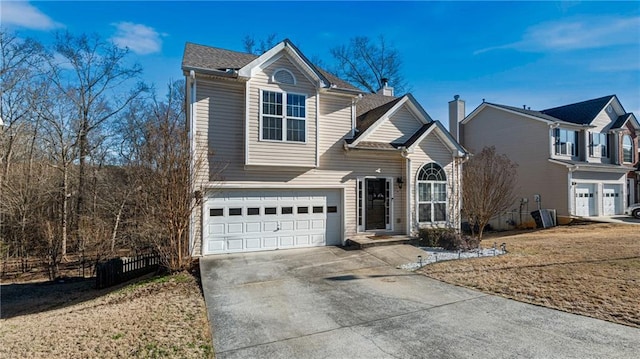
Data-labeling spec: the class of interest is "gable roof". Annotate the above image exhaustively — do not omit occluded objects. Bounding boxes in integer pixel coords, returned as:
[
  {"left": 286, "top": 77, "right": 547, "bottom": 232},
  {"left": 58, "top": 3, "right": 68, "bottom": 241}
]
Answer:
[
  {"left": 611, "top": 113, "right": 640, "bottom": 130},
  {"left": 540, "top": 95, "right": 615, "bottom": 125},
  {"left": 354, "top": 94, "right": 403, "bottom": 137},
  {"left": 464, "top": 102, "right": 585, "bottom": 127},
  {"left": 182, "top": 40, "right": 361, "bottom": 92}
]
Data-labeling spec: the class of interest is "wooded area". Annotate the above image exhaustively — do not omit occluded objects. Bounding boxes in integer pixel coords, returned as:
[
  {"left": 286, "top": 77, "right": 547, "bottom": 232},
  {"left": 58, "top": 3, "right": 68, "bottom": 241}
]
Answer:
[{"left": 0, "top": 29, "right": 196, "bottom": 279}]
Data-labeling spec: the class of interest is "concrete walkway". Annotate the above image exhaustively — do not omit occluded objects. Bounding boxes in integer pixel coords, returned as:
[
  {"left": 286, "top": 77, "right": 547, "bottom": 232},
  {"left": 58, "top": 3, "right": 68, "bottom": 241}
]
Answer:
[{"left": 200, "top": 245, "right": 639, "bottom": 359}]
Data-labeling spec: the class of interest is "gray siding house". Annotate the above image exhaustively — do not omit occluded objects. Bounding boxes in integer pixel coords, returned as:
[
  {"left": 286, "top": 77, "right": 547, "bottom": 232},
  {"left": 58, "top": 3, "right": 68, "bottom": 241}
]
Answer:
[
  {"left": 183, "top": 40, "right": 466, "bottom": 255},
  {"left": 450, "top": 95, "right": 639, "bottom": 224}
]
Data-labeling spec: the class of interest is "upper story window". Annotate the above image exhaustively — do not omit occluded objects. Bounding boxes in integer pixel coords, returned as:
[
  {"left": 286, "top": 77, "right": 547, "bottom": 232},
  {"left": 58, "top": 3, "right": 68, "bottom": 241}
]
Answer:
[
  {"left": 589, "top": 132, "right": 609, "bottom": 158},
  {"left": 417, "top": 163, "right": 447, "bottom": 223},
  {"left": 261, "top": 90, "right": 306, "bottom": 143},
  {"left": 554, "top": 128, "right": 578, "bottom": 157},
  {"left": 622, "top": 135, "right": 633, "bottom": 163}
]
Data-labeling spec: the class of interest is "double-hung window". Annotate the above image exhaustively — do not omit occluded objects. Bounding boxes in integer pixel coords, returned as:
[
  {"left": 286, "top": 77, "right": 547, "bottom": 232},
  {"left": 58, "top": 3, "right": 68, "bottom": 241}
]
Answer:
[
  {"left": 554, "top": 128, "right": 578, "bottom": 156},
  {"left": 589, "top": 132, "right": 609, "bottom": 158},
  {"left": 417, "top": 163, "right": 447, "bottom": 223},
  {"left": 261, "top": 90, "right": 306, "bottom": 142}
]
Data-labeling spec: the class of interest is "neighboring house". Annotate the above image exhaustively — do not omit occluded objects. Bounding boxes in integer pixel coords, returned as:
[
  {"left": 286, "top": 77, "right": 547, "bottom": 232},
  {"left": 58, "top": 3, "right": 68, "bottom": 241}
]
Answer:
[
  {"left": 182, "top": 40, "right": 467, "bottom": 255},
  {"left": 450, "top": 95, "right": 640, "bottom": 223}
]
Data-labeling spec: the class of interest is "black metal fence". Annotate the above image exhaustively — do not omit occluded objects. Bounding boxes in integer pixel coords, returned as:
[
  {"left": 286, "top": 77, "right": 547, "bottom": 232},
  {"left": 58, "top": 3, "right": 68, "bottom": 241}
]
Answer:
[{"left": 95, "top": 252, "right": 160, "bottom": 289}]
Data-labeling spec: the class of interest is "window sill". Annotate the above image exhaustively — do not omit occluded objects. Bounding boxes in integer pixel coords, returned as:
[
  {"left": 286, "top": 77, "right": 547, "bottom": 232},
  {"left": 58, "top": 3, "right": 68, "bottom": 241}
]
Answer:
[{"left": 259, "top": 139, "right": 308, "bottom": 145}]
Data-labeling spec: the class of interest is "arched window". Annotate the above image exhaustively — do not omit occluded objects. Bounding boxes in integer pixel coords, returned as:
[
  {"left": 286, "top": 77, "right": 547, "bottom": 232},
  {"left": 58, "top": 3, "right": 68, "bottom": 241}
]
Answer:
[
  {"left": 622, "top": 135, "right": 633, "bottom": 163},
  {"left": 417, "top": 163, "right": 447, "bottom": 222}
]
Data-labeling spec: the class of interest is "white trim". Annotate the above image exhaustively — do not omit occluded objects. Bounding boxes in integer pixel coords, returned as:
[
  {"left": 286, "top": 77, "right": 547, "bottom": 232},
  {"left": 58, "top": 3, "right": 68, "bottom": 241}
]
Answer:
[
  {"left": 188, "top": 74, "right": 197, "bottom": 256},
  {"left": 315, "top": 88, "right": 320, "bottom": 168},
  {"left": 244, "top": 162, "right": 316, "bottom": 168},
  {"left": 245, "top": 81, "right": 250, "bottom": 165},
  {"left": 238, "top": 41, "right": 325, "bottom": 88},
  {"left": 415, "top": 162, "right": 449, "bottom": 225},
  {"left": 548, "top": 158, "right": 634, "bottom": 173},
  {"left": 203, "top": 183, "right": 348, "bottom": 189},
  {"left": 406, "top": 157, "right": 412, "bottom": 235},
  {"left": 351, "top": 96, "right": 430, "bottom": 146},
  {"left": 462, "top": 103, "right": 591, "bottom": 130}
]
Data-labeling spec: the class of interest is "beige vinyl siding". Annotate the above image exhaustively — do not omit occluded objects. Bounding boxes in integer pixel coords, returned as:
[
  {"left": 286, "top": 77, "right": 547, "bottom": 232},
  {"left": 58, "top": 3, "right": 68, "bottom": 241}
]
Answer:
[
  {"left": 195, "top": 77, "right": 406, "bottom": 235},
  {"left": 195, "top": 78, "right": 246, "bottom": 182},
  {"left": 408, "top": 132, "right": 456, "bottom": 231},
  {"left": 205, "top": 150, "right": 405, "bottom": 235},
  {"left": 366, "top": 106, "right": 422, "bottom": 144},
  {"left": 246, "top": 56, "right": 317, "bottom": 167},
  {"left": 462, "top": 106, "right": 570, "bottom": 215}
]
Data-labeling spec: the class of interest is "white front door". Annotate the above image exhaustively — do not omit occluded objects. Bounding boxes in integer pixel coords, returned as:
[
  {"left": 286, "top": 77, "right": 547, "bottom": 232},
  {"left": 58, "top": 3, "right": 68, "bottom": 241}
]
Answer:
[
  {"left": 204, "top": 189, "right": 342, "bottom": 255},
  {"left": 575, "top": 184, "right": 595, "bottom": 217}
]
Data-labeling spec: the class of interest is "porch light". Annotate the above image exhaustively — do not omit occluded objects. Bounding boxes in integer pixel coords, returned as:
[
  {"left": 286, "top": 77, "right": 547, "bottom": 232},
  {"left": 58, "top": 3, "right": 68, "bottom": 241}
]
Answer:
[{"left": 397, "top": 177, "right": 404, "bottom": 189}]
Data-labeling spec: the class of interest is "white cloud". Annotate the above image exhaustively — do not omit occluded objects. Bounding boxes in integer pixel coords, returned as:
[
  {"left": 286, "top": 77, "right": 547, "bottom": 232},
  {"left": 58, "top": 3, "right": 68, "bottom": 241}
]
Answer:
[
  {"left": 110, "top": 22, "right": 164, "bottom": 55},
  {"left": 475, "top": 16, "right": 640, "bottom": 55},
  {"left": 1, "top": 0, "right": 63, "bottom": 30}
]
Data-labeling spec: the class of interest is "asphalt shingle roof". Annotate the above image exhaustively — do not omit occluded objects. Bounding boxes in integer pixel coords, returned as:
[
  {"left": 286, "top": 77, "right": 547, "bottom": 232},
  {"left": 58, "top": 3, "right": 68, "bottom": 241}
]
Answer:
[
  {"left": 182, "top": 42, "right": 257, "bottom": 71},
  {"left": 540, "top": 95, "right": 615, "bottom": 125},
  {"left": 486, "top": 103, "right": 562, "bottom": 123},
  {"left": 611, "top": 113, "right": 633, "bottom": 129},
  {"left": 182, "top": 42, "right": 361, "bottom": 91}
]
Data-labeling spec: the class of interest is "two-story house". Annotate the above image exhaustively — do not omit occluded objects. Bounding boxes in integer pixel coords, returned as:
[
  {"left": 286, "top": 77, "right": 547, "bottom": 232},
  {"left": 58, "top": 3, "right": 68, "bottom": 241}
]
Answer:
[
  {"left": 450, "top": 95, "right": 639, "bottom": 223},
  {"left": 183, "top": 40, "right": 467, "bottom": 255}
]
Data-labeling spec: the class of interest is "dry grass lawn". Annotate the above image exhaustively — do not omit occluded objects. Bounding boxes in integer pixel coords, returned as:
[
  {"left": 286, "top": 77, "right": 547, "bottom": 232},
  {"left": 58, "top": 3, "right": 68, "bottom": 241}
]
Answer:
[
  {"left": 0, "top": 272, "right": 213, "bottom": 358},
  {"left": 419, "top": 223, "right": 640, "bottom": 328}
]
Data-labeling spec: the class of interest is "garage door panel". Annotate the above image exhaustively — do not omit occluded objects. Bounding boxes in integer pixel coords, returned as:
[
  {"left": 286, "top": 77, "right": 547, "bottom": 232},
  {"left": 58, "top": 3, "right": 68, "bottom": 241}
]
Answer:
[
  {"left": 280, "top": 236, "right": 294, "bottom": 247},
  {"left": 296, "top": 235, "right": 310, "bottom": 245},
  {"left": 246, "top": 222, "right": 261, "bottom": 233},
  {"left": 312, "top": 234, "right": 324, "bottom": 245},
  {"left": 227, "top": 238, "right": 243, "bottom": 250},
  {"left": 280, "top": 220, "right": 294, "bottom": 231},
  {"left": 246, "top": 238, "right": 261, "bottom": 249},
  {"left": 312, "top": 219, "right": 324, "bottom": 229},
  {"left": 209, "top": 223, "right": 224, "bottom": 235},
  {"left": 227, "top": 223, "right": 243, "bottom": 234},
  {"left": 263, "top": 221, "right": 278, "bottom": 231},
  {"left": 208, "top": 240, "right": 224, "bottom": 252},
  {"left": 264, "top": 237, "right": 278, "bottom": 248},
  {"left": 204, "top": 189, "right": 342, "bottom": 255}
]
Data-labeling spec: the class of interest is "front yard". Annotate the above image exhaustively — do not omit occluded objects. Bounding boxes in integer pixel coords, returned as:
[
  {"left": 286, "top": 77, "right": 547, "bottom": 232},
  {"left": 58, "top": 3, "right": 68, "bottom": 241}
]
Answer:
[
  {"left": 419, "top": 223, "right": 640, "bottom": 327},
  {"left": 0, "top": 272, "right": 213, "bottom": 358}
]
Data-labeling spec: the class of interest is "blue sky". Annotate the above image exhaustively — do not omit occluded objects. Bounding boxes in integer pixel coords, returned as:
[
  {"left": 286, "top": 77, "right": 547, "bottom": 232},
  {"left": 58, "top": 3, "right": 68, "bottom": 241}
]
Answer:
[{"left": 2, "top": 1, "right": 639, "bottom": 126}]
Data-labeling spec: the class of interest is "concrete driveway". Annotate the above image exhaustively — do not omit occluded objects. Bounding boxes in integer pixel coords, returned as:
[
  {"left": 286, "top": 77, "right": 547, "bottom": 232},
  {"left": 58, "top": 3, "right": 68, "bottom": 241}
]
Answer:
[{"left": 200, "top": 246, "right": 639, "bottom": 359}]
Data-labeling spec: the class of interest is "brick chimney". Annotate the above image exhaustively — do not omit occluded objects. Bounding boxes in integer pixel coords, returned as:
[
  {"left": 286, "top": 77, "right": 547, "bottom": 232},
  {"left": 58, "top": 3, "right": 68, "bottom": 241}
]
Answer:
[
  {"left": 448, "top": 95, "right": 465, "bottom": 142},
  {"left": 377, "top": 78, "right": 394, "bottom": 96}
]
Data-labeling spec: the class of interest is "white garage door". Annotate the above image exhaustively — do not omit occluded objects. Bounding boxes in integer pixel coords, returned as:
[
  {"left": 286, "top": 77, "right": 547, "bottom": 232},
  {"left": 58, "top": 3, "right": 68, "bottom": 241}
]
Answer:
[
  {"left": 204, "top": 189, "right": 342, "bottom": 254},
  {"left": 602, "top": 184, "right": 622, "bottom": 216},
  {"left": 575, "top": 184, "right": 595, "bottom": 217}
]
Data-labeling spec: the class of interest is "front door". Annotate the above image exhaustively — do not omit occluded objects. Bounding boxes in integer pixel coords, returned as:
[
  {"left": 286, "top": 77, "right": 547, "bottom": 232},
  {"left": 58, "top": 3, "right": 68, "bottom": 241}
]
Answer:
[{"left": 365, "top": 178, "right": 389, "bottom": 230}]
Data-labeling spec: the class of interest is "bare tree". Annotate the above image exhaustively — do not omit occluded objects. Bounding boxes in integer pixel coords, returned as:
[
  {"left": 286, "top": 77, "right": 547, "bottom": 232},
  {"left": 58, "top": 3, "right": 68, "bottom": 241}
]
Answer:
[
  {"left": 462, "top": 146, "right": 518, "bottom": 240},
  {"left": 122, "top": 80, "right": 200, "bottom": 271},
  {"left": 48, "top": 31, "right": 146, "bottom": 251},
  {"left": 243, "top": 33, "right": 277, "bottom": 55},
  {"left": 330, "top": 35, "right": 408, "bottom": 94}
]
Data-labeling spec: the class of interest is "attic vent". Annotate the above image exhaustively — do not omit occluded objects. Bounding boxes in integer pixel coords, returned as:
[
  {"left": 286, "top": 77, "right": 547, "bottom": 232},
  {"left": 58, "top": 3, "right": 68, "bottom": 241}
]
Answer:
[{"left": 272, "top": 69, "right": 296, "bottom": 85}]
